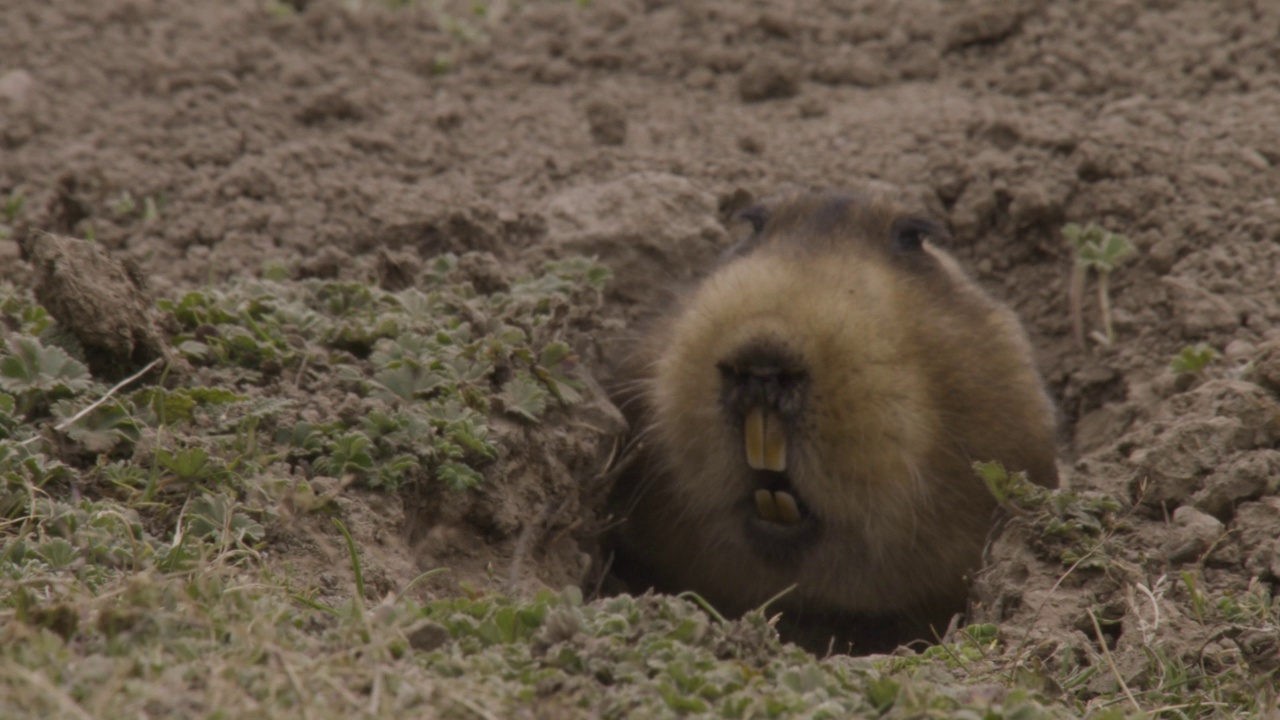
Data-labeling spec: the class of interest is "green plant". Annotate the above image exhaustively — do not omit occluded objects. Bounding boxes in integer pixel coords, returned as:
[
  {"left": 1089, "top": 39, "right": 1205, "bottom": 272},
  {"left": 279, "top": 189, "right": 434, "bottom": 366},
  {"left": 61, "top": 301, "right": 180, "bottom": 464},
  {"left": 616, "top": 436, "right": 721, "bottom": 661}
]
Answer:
[
  {"left": 1064, "top": 222, "right": 1136, "bottom": 348},
  {"left": 1181, "top": 570, "right": 1209, "bottom": 625},
  {"left": 2, "top": 189, "right": 23, "bottom": 222},
  {"left": 184, "top": 493, "right": 265, "bottom": 554},
  {"left": 1170, "top": 343, "right": 1218, "bottom": 376},
  {"left": 500, "top": 371, "right": 550, "bottom": 421},
  {"left": 157, "top": 447, "right": 219, "bottom": 483},
  {"left": 0, "top": 441, "right": 74, "bottom": 493},
  {"left": 132, "top": 386, "right": 246, "bottom": 425},
  {"left": 51, "top": 397, "right": 142, "bottom": 454},
  {"left": 332, "top": 517, "right": 366, "bottom": 616},
  {"left": 0, "top": 393, "right": 17, "bottom": 438},
  {"left": 312, "top": 431, "right": 375, "bottom": 477},
  {"left": 0, "top": 336, "right": 93, "bottom": 417},
  {"left": 110, "top": 191, "right": 165, "bottom": 223},
  {"left": 142, "top": 194, "right": 164, "bottom": 223},
  {"left": 429, "top": 53, "right": 453, "bottom": 75},
  {"left": 265, "top": 0, "right": 297, "bottom": 18},
  {"left": 0, "top": 189, "right": 23, "bottom": 239},
  {"left": 110, "top": 191, "right": 137, "bottom": 217},
  {"left": 977, "top": 460, "right": 1123, "bottom": 568},
  {"left": 0, "top": 285, "right": 53, "bottom": 336},
  {"left": 1215, "top": 577, "right": 1278, "bottom": 624},
  {"left": 154, "top": 258, "right": 606, "bottom": 492}
]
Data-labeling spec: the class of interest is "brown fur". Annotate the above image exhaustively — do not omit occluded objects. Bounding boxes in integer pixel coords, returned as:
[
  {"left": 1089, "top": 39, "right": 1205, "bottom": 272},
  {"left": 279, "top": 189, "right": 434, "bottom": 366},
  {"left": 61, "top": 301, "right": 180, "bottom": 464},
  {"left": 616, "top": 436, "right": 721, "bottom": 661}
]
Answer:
[{"left": 608, "top": 190, "right": 1058, "bottom": 653}]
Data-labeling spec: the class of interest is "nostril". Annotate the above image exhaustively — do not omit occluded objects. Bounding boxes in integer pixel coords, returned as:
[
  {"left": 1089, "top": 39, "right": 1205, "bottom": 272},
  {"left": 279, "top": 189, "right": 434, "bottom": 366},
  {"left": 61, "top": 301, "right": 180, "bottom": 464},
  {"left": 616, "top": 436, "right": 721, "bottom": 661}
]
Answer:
[
  {"left": 719, "top": 339, "right": 804, "bottom": 377},
  {"left": 717, "top": 344, "right": 810, "bottom": 425},
  {"left": 718, "top": 366, "right": 804, "bottom": 408}
]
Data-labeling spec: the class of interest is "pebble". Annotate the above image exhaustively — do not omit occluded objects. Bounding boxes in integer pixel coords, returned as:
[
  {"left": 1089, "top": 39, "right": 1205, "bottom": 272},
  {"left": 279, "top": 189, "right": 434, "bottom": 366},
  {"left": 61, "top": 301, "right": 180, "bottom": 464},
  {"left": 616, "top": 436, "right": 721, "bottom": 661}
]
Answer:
[
  {"left": 1240, "top": 147, "right": 1271, "bottom": 171},
  {"left": 1164, "top": 506, "right": 1225, "bottom": 563},
  {"left": 1191, "top": 163, "right": 1234, "bottom": 187},
  {"left": 0, "top": 69, "right": 34, "bottom": 104},
  {"left": 1223, "top": 338, "right": 1255, "bottom": 360}
]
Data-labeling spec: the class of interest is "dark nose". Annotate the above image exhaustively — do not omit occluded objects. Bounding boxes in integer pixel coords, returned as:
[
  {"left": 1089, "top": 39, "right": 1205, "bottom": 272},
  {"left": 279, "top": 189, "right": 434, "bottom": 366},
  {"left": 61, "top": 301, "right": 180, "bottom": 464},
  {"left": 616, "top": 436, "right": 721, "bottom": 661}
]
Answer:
[{"left": 717, "top": 341, "right": 808, "bottom": 430}]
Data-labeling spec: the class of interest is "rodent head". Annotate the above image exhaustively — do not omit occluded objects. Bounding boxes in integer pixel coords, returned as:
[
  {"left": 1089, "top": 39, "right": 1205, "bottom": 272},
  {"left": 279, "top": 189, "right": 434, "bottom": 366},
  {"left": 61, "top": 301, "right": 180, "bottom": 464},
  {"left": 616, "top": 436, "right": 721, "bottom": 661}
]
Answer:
[{"left": 638, "top": 190, "right": 1057, "bottom": 614}]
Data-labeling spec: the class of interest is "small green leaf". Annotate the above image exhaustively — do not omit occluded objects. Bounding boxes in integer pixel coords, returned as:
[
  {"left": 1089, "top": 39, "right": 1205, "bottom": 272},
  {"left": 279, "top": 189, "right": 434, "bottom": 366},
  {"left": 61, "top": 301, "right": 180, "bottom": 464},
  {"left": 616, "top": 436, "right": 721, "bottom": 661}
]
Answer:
[
  {"left": 1065, "top": 222, "right": 1135, "bottom": 273},
  {"left": 538, "top": 341, "right": 573, "bottom": 368},
  {"left": 1170, "top": 343, "right": 1217, "bottom": 376},
  {"left": 187, "top": 493, "right": 265, "bottom": 545},
  {"left": 865, "top": 677, "right": 900, "bottom": 713},
  {"left": 2, "top": 190, "right": 25, "bottom": 222},
  {"left": 0, "top": 336, "right": 92, "bottom": 395},
  {"left": 37, "top": 537, "right": 79, "bottom": 569},
  {"left": 314, "top": 431, "right": 375, "bottom": 476},
  {"left": 501, "top": 372, "right": 549, "bottom": 422},
  {"left": 375, "top": 453, "right": 421, "bottom": 487},
  {"left": 142, "top": 195, "right": 162, "bottom": 223},
  {"left": 261, "top": 261, "right": 290, "bottom": 281},
  {"left": 437, "top": 461, "right": 482, "bottom": 491},
  {"left": 963, "top": 623, "right": 998, "bottom": 644},
  {"left": 371, "top": 364, "right": 445, "bottom": 401},
  {"left": 55, "top": 399, "right": 141, "bottom": 454},
  {"left": 157, "top": 447, "right": 214, "bottom": 481}
]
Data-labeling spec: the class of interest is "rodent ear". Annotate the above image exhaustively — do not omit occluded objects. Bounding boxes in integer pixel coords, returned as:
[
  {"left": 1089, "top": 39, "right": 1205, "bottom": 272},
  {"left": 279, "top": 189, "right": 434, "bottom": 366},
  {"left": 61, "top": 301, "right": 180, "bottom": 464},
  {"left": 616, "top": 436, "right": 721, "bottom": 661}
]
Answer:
[
  {"left": 720, "top": 204, "right": 773, "bottom": 260},
  {"left": 890, "top": 216, "right": 946, "bottom": 254}
]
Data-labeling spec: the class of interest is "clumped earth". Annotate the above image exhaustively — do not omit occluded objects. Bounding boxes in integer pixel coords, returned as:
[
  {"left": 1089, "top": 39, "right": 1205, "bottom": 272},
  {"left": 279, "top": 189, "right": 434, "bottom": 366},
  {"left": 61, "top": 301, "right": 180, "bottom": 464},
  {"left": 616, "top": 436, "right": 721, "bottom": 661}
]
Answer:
[{"left": 2, "top": 0, "right": 1279, "bottom": 717}]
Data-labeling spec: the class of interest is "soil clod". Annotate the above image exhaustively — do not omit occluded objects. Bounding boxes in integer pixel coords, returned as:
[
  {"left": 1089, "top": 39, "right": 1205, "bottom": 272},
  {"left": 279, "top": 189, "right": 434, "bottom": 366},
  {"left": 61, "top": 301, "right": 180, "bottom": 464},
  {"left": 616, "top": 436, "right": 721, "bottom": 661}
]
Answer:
[{"left": 17, "top": 228, "right": 168, "bottom": 381}]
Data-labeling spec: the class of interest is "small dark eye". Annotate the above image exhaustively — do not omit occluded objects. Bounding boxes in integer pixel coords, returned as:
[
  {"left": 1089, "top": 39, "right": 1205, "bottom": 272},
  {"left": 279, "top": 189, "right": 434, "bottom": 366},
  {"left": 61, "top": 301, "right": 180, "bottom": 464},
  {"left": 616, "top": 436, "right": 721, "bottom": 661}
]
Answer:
[{"left": 890, "top": 218, "right": 937, "bottom": 254}]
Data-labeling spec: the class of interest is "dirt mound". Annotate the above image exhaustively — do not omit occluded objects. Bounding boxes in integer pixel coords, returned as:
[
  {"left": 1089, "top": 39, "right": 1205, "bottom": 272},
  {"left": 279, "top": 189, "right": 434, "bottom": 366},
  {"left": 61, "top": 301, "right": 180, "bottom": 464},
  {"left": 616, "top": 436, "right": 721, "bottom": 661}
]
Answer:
[{"left": 16, "top": 229, "right": 169, "bottom": 381}]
